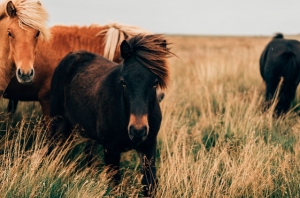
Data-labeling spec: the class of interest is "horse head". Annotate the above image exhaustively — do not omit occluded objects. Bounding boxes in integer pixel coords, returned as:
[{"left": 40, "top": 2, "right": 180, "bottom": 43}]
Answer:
[
  {"left": 120, "top": 34, "right": 173, "bottom": 143},
  {"left": 5, "top": 0, "right": 50, "bottom": 84}
]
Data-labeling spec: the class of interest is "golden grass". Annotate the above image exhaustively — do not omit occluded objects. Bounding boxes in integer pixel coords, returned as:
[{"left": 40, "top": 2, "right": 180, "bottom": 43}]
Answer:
[{"left": 1, "top": 35, "right": 300, "bottom": 197}]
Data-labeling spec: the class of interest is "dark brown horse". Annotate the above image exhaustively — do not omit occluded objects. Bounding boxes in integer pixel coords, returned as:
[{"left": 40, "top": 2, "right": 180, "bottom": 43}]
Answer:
[
  {"left": 4, "top": 23, "right": 151, "bottom": 117},
  {"left": 260, "top": 33, "right": 300, "bottom": 115},
  {"left": 50, "top": 34, "right": 173, "bottom": 197}
]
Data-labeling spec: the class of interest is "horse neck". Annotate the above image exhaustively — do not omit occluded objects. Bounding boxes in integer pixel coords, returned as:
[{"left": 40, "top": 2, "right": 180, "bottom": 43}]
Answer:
[
  {"left": 95, "top": 64, "right": 130, "bottom": 128},
  {"left": 0, "top": 17, "right": 15, "bottom": 92},
  {"left": 49, "top": 25, "right": 108, "bottom": 56},
  {"left": 36, "top": 25, "right": 117, "bottom": 73},
  {"left": 97, "top": 64, "right": 123, "bottom": 103}
]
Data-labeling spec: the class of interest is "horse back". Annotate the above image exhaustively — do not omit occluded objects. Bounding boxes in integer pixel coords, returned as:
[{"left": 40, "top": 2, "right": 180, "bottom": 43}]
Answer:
[
  {"left": 260, "top": 38, "right": 300, "bottom": 82},
  {"left": 50, "top": 50, "right": 118, "bottom": 139}
]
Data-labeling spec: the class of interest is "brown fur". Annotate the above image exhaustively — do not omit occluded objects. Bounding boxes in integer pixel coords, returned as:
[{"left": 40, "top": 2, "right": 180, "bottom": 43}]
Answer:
[
  {"left": 8, "top": 17, "right": 39, "bottom": 79},
  {"left": 0, "top": 0, "right": 49, "bottom": 96},
  {"left": 0, "top": 12, "right": 5, "bottom": 21},
  {"left": 4, "top": 24, "right": 147, "bottom": 116},
  {"left": 2, "top": 0, "right": 51, "bottom": 41},
  {"left": 50, "top": 34, "right": 173, "bottom": 196},
  {"left": 129, "top": 114, "right": 148, "bottom": 131}
]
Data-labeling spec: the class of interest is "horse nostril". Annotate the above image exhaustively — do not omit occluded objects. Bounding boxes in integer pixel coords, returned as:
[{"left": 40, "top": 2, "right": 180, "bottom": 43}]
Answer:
[
  {"left": 129, "top": 125, "right": 135, "bottom": 136},
  {"left": 129, "top": 125, "right": 148, "bottom": 141},
  {"left": 30, "top": 69, "right": 34, "bottom": 77},
  {"left": 17, "top": 69, "right": 22, "bottom": 77},
  {"left": 142, "top": 126, "right": 147, "bottom": 134},
  {"left": 129, "top": 125, "right": 134, "bottom": 134}
]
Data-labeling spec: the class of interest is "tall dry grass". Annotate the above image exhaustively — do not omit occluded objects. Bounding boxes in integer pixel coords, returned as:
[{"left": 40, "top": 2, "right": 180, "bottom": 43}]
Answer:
[{"left": 1, "top": 35, "right": 300, "bottom": 197}]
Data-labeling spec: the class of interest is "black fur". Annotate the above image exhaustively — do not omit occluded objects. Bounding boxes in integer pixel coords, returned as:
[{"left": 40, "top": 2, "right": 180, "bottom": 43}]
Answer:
[
  {"left": 260, "top": 33, "right": 300, "bottom": 115},
  {"left": 273, "top": 33, "right": 284, "bottom": 39}
]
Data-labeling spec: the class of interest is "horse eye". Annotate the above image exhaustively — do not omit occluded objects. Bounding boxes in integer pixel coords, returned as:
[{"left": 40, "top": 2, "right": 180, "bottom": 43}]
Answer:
[
  {"left": 36, "top": 31, "right": 40, "bottom": 38},
  {"left": 121, "top": 80, "right": 126, "bottom": 87},
  {"left": 153, "top": 81, "right": 159, "bottom": 88},
  {"left": 8, "top": 32, "right": 12, "bottom": 37}
]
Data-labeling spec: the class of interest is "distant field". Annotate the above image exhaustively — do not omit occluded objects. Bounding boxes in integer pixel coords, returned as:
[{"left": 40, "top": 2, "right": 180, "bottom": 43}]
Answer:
[{"left": 1, "top": 35, "right": 300, "bottom": 197}]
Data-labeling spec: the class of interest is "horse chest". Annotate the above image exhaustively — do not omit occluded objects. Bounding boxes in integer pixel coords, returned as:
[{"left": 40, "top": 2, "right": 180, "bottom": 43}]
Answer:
[
  {"left": 98, "top": 128, "right": 140, "bottom": 151},
  {"left": 4, "top": 78, "right": 40, "bottom": 101}
]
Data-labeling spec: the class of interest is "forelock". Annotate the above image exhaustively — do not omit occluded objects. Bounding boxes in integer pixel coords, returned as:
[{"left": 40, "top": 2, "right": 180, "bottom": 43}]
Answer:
[
  {"left": 4, "top": 0, "right": 51, "bottom": 41},
  {"left": 126, "top": 34, "right": 174, "bottom": 89}
]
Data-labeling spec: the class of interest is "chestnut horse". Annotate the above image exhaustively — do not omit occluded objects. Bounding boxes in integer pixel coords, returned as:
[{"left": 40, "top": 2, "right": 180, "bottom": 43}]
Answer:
[
  {"left": 50, "top": 34, "right": 174, "bottom": 197},
  {"left": 4, "top": 22, "right": 151, "bottom": 116},
  {"left": 0, "top": 0, "right": 50, "bottom": 98}
]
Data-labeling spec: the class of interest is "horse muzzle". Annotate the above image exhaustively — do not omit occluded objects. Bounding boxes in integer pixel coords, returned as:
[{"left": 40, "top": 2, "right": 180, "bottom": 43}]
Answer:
[
  {"left": 128, "top": 114, "right": 149, "bottom": 143},
  {"left": 128, "top": 125, "right": 149, "bottom": 143},
  {"left": 16, "top": 68, "right": 34, "bottom": 84}
]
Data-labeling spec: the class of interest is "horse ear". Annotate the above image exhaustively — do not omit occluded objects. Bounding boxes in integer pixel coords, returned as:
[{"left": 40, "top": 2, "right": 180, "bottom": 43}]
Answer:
[
  {"left": 120, "top": 40, "right": 132, "bottom": 59},
  {"left": 161, "top": 40, "right": 167, "bottom": 49},
  {"left": 37, "top": 1, "right": 42, "bottom": 5},
  {"left": 6, "top": 1, "right": 16, "bottom": 18}
]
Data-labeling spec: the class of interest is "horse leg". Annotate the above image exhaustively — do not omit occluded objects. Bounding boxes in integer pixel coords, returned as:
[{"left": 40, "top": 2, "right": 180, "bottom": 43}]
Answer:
[
  {"left": 7, "top": 99, "right": 19, "bottom": 115},
  {"left": 39, "top": 99, "right": 50, "bottom": 118},
  {"left": 38, "top": 99, "right": 52, "bottom": 148},
  {"left": 85, "top": 139, "right": 98, "bottom": 167},
  {"left": 47, "top": 89, "right": 70, "bottom": 155},
  {"left": 48, "top": 116, "right": 73, "bottom": 155},
  {"left": 265, "top": 81, "right": 278, "bottom": 110},
  {"left": 38, "top": 83, "right": 51, "bottom": 117},
  {"left": 104, "top": 146, "right": 121, "bottom": 184},
  {"left": 48, "top": 116, "right": 64, "bottom": 154},
  {"left": 38, "top": 96, "right": 53, "bottom": 143},
  {"left": 137, "top": 141, "right": 157, "bottom": 197},
  {"left": 275, "top": 84, "right": 297, "bottom": 115}
]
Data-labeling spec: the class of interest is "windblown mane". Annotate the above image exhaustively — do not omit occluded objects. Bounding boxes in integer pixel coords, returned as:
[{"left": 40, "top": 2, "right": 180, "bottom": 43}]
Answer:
[
  {"left": 127, "top": 34, "right": 174, "bottom": 89},
  {"left": 0, "top": 0, "right": 51, "bottom": 41},
  {"left": 96, "top": 22, "right": 151, "bottom": 61}
]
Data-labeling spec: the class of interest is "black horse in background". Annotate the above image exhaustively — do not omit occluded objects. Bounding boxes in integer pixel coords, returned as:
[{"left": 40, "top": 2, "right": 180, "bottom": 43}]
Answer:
[
  {"left": 260, "top": 33, "right": 300, "bottom": 115},
  {"left": 50, "top": 34, "right": 174, "bottom": 197}
]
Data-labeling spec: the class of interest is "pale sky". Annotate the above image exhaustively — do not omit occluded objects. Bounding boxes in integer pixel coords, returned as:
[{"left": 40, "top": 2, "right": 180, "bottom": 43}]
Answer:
[{"left": 42, "top": 0, "right": 300, "bottom": 36}]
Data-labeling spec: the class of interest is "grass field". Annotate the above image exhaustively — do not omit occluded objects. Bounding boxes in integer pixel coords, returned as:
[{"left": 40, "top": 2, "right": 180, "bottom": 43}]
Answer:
[{"left": 1, "top": 35, "right": 300, "bottom": 197}]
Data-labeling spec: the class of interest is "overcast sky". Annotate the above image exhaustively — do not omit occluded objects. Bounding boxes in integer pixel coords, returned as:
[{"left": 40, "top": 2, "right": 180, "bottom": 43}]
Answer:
[{"left": 42, "top": 0, "right": 300, "bottom": 36}]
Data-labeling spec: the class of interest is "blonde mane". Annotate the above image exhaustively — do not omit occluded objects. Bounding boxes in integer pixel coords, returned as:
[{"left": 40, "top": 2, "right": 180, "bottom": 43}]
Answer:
[
  {"left": 96, "top": 22, "right": 151, "bottom": 61},
  {"left": 0, "top": 0, "right": 51, "bottom": 41}
]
